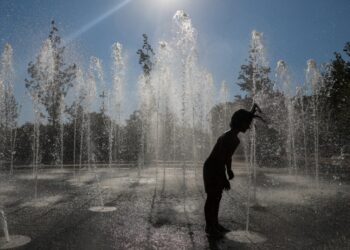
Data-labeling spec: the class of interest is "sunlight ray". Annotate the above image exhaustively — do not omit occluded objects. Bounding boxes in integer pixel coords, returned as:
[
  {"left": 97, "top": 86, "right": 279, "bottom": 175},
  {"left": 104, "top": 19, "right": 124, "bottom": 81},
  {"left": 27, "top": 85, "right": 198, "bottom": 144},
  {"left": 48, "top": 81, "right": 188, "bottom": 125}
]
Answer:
[{"left": 65, "top": 0, "right": 133, "bottom": 44}]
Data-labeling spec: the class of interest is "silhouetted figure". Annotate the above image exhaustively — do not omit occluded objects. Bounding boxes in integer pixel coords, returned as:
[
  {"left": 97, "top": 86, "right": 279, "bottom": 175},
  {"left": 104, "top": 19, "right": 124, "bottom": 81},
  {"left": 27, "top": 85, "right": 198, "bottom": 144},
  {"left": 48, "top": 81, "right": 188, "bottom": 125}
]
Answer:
[{"left": 203, "top": 104, "right": 264, "bottom": 238}]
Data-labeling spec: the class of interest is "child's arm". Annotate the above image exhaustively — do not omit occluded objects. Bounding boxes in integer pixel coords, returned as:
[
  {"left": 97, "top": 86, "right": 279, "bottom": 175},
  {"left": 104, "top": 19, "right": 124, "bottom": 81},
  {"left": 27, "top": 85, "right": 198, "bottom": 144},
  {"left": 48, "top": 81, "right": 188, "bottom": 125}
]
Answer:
[
  {"left": 226, "top": 139, "right": 239, "bottom": 180},
  {"left": 226, "top": 156, "right": 234, "bottom": 180},
  {"left": 226, "top": 156, "right": 232, "bottom": 171}
]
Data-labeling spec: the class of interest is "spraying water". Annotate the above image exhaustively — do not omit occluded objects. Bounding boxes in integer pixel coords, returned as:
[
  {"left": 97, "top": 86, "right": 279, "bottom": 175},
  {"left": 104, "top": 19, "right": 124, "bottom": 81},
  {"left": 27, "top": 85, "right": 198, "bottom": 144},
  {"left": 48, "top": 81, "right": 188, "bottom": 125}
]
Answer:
[
  {"left": 135, "top": 10, "right": 214, "bottom": 169},
  {"left": 306, "top": 59, "right": 321, "bottom": 185},
  {"left": 219, "top": 81, "right": 229, "bottom": 132},
  {"left": 0, "top": 44, "right": 18, "bottom": 175},
  {"left": 276, "top": 60, "right": 297, "bottom": 175},
  {"left": 110, "top": 42, "right": 125, "bottom": 166},
  {"left": 26, "top": 39, "right": 55, "bottom": 198},
  {"left": 0, "top": 210, "right": 10, "bottom": 242},
  {"left": 240, "top": 134, "right": 252, "bottom": 231},
  {"left": 0, "top": 209, "right": 31, "bottom": 249},
  {"left": 296, "top": 86, "right": 308, "bottom": 172},
  {"left": 249, "top": 30, "right": 267, "bottom": 203},
  {"left": 86, "top": 57, "right": 116, "bottom": 212},
  {"left": 226, "top": 134, "right": 267, "bottom": 244},
  {"left": 72, "top": 68, "right": 85, "bottom": 177},
  {"left": 173, "top": 10, "right": 197, "bottom": 167},
  {"left": 59, "top": 94, "right": 65, "bottom": 169},
  {"left": 86, "top": 57, "right": 99, "bottom": 168}
]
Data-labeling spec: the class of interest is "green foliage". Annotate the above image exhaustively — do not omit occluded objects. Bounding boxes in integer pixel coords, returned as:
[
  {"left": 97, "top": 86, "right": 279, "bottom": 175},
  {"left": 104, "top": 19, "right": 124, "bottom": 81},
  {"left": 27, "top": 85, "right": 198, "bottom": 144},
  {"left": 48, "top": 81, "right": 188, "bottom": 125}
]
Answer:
[
  {"left": 25, "top": 20, "right": 77, "bottom": 126},
  {"left": 236, "top": 44, "right": 273, "bottom": 97},
  {"left": 235, "top": 39, "right": 282, "bottom": 167},
  {"left": 136, "top": 34, "right": 155, "bottom": 77},
  {"left": 24, "top": 20, "right": 77, "bottom": 164},
  {"left": 321, "top": 42, "right": 350, "bottom": 146},
  {"left": 0, "top": 43, "right": 19, "bottom": 165}
]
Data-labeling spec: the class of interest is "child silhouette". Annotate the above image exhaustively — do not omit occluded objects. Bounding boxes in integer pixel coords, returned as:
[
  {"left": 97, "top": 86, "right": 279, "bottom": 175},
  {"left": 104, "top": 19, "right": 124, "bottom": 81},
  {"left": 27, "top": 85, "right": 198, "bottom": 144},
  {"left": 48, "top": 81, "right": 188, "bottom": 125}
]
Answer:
[{"left": 203, "top": 104, "right": 264, "bottom": 238}]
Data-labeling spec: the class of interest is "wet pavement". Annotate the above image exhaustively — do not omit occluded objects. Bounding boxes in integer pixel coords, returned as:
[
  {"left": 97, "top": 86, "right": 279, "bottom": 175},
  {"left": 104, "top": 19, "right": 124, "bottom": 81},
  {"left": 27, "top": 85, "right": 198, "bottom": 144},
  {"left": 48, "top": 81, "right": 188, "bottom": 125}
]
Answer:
[{"left": 0, "top": 165, "right": 349, "bottom": 249}]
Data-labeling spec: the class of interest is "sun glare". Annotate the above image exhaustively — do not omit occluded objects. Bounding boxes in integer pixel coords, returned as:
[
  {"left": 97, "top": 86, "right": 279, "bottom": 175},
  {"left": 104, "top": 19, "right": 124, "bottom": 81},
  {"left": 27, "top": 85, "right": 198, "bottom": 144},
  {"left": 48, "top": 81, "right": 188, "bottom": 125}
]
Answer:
[{"left": 153, "top": 0, "right": 184, "bottom": 8}]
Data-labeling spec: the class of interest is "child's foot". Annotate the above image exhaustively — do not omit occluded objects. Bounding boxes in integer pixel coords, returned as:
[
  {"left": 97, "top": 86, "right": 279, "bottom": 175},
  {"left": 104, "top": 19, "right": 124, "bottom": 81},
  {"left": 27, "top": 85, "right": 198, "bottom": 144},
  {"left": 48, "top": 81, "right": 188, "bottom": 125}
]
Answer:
[
  {"left": 205, "top": 225, "right": 224, "bottom": 239},
  {"left": 216, "top": 223, "right": 230, "bottom": 233}
]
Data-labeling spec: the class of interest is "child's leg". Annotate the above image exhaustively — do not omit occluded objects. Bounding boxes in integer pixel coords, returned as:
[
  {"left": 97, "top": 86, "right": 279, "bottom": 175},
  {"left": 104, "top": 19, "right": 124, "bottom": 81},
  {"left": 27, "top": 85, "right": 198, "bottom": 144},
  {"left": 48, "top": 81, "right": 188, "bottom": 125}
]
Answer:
[
  {"left": 204, "top": 193, "right": 214, "bottom": 227},
  {"left": 205, "top": 190, "right": 222, "bottom": 227},
  {"left": 213, "top": 191, "right": 222, "bottom": 225}
]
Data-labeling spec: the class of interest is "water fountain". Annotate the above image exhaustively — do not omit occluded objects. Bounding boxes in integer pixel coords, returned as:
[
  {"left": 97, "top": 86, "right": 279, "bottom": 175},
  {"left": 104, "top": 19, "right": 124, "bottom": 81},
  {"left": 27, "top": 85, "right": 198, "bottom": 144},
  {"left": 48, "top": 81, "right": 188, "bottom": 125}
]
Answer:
[
  {"left": 26, "top": 38, "right": 55, "bottom": 199},
  {"left": 0, "top": 210, "right": 31, "bottom": 249},
  {"left": 59, "top": 94, "right": 65, "bottom": 169},
  {"left": 0, "top": 44, "right": 18, "bottom": 175},
  {"left": 276, "top": 60, "right": 297, "bottom": 175},
  {"left": 296, "top": 86, "right": 309, "bottom": 172},
  {"left": 137, "top": 10, "right": 214, "bottom": 166},
  {"left": 72, "top": 67, "right": 85, "bottom": 178},
  {"left": 225, "top": 133, "right": 267, "bottom": 244},
  {"left": 110, "top": 42, "right": 125, "bottom": 166},
  {"left": 219, "top": 81, "right": 229, "bottom": 133},
  {"left": 87, "top": 57, "right": 116, "bottom": 213},
  {"left": 248, "top": 30, "right": 269, "bottom": 207},
  {"left": 225, "top": 31, "right": 267, "bottom": 244},
  {"left": 1, "top": 7, "right": 346, "bottom": 249},
  {"left": 306, "top": 59, "right": 322, "bottom": 185}
]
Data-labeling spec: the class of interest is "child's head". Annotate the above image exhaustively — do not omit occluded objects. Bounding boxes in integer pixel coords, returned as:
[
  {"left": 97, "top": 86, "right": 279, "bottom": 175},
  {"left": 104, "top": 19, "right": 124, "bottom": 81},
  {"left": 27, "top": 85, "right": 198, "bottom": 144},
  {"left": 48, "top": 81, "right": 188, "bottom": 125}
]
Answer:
[{"left": 229, "top": 104, "right": 264, "bottom": 132}]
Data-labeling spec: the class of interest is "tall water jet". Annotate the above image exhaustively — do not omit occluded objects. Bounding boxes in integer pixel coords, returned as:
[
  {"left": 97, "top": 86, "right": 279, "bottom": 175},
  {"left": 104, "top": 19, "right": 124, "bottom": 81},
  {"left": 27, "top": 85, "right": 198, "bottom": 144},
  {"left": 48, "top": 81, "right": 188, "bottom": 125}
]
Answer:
[
  {"left": 59, "top": 94, "right": 65, "bottom": 169},
  {"left": 141, "top": 11, "right": 213, "bottom": 166},
  {"left": 87, "top": 57, "right": 116, "bottom": 212},
  {"left": 276, "top": 60, "right": 297, "bottom": 175},
  {"left": 151, "top": 41, "right": 169, "bottom": 163},
  {"left": 110, "top": 42, "right": 125, "bottom": 166},
  {"left": 80, "top": 57, "right": 97, "bottom": 171},
  {"left": 152, "top": 40, "right": 180, "bottom": 162},
  {"left": 0, "top": 44, "right": 18, "bottom": 175},
  {"left": 0, "top": 78, "right": 3, "bottom": 171},
  {"left": 137, "top": 73, "right": 154, "bottom": 171},
  {"left": 86, "top": 56, "right": 101, "bottom": 167},
  {"left": 72, "top": 68, "right": 85, "bottom": 177},
  {"left": 137, "top": 34, "right": 155, "bottom": 172},
  {"left": 173, "top": 10, "right": 197, "bottom": 167},
  {"left": 0, "top": 210, "right": 9, "bottom": 243},
  {"left": 219, "top": 81, "right": 229, "bottom": 132},
  {"left": 239, "top": 134, "right": 252, "bottom": 231},
  {"left": 0, "top": 71, "right": 4, "bottom": 172},
  {"left": 296, "top": 86, "right": 308, "bottom": 172},
  {"left": 153, "top": 42, "right": 166, "bottom": 162},
  {"left": 226, "top": 134, "right": 267, "bottom": 244},
  {"left": 200, "top": 72, "right": 215, "bottom": 161},
  {"left": 306, "top": 59, "right": 322, "bottom": 185},
  {"left": 0, "top": 210, "right": 31, "bottom": 249},
  {"left": 249, "top": 30, "right": 268, "bottom": 204},
  {"left": 26, "top": 39, "right": 55, "bottom": 198},
  {"left": 136, "top": 10, "right": 214, "bottom": 167}
]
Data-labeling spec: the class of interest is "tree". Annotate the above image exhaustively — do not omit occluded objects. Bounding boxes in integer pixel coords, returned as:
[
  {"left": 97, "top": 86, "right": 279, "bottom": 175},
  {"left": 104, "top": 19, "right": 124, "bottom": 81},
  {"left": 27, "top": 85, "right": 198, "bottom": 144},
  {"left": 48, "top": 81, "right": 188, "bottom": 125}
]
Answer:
[
  {"left": 137, "top": 34, "right": 155, "bottom": 78},
  {"left": 137, "top": 34, "right": 155, "bottom": 164},
  {"left": 235, "top": 31, "right": 279, "bottom": 167},
  {"left": 25, "top": 20, "right": 76, "bottom": 127},
  {"left": 321, "top": 42, "right": 350, "bottom": 147},
  {"left": 0, "top": 43, "right": 19, "bottom": 172},
  {"left": 14, "top": 123, "right": 33, "bottom": 164},
  {"left": 237, "top": 32, "right": 273, "bottom": 98},
  {"left": 124, "top": 111, "right": 142, "bottom": 162},
  {"left": 25, "top": 20, "right": 77, "bottom": 164}
]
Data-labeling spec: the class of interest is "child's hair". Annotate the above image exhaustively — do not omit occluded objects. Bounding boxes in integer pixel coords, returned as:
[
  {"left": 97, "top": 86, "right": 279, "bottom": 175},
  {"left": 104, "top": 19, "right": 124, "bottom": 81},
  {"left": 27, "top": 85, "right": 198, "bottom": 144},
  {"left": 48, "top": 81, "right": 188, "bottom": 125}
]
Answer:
[{"left": 229, "top": 103, "right": 265, "bottom": 129}]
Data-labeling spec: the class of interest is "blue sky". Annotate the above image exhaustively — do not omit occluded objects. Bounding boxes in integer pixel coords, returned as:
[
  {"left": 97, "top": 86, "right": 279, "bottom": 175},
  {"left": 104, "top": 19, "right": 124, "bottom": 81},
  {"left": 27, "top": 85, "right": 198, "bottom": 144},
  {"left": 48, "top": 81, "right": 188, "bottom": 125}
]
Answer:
[{"left": 1, "top": 0, "right": 349, "bottom": 124}]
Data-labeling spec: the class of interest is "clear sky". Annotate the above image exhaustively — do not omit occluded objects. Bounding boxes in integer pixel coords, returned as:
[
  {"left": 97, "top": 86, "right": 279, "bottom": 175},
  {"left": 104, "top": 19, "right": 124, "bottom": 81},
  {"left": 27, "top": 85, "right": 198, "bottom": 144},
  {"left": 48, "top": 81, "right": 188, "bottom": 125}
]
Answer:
[{"left": 1, "top": 0, "right": 349, "bottom": 124}]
